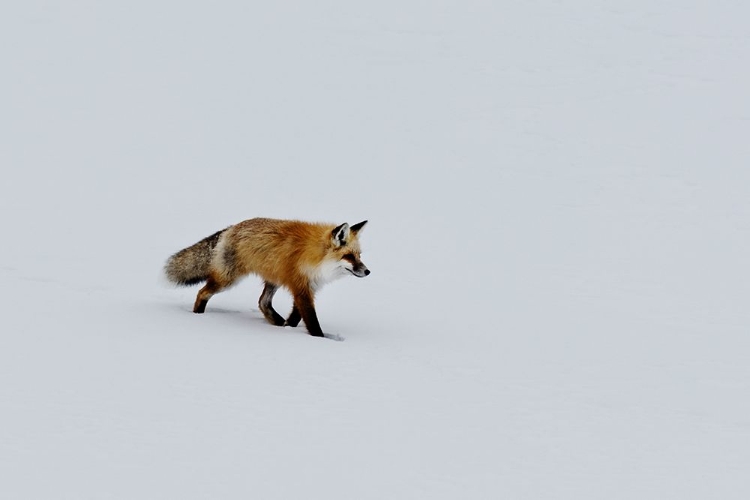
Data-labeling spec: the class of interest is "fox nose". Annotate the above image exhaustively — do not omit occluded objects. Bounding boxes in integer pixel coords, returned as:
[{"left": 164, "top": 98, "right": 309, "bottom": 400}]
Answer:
[{"left": 364, "top": 269, "right": 370, "bottom": 276}]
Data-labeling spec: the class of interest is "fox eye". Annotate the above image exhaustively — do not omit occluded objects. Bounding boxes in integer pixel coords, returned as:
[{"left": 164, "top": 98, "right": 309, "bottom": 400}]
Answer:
[{"left": 342, "top": 253, "right": 356, "bottom": 263}]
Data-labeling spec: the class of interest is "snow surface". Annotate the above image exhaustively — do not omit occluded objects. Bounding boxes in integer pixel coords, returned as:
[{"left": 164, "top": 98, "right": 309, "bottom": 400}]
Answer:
[{"left": 2, "top": 1, "right": 750, "bottom": 498}]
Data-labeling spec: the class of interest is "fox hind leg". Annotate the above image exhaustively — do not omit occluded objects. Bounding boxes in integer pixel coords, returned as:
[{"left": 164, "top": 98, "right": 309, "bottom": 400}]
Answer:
[
  {"left": 194, "top": 276, "right": 227, "bottom": 313},
  {"left": 259, "top": 282, "right": 286, "bottom": 326}
]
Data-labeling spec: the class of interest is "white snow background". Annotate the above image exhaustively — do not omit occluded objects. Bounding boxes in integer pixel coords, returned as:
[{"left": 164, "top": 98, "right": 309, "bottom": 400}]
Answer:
[{"left": 2, "top": 1, "right": 749, "bottom": 498}]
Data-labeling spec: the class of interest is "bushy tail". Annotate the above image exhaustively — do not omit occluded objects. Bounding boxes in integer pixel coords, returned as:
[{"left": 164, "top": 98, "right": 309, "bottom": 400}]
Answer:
[{"left": 164, "top": 229, "right": 227, "bottom": 286}]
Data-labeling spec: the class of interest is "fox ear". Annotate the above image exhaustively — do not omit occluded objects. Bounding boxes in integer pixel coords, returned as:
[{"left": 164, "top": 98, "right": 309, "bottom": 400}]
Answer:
[
  {"left": 331, "top": 223, "right": 350, "bottom": 246},
  {"left": 350, "top": 220, "right": 368, "bottom": 234}
]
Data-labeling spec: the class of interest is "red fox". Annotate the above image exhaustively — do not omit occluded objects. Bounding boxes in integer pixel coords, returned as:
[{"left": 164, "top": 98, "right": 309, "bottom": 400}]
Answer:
[{"left": 164, "top": 218, "right": 369, "bottom": 338}]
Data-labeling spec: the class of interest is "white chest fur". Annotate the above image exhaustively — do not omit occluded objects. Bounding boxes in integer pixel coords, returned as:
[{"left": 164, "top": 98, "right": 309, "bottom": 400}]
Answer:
[{"left": 305, "top": 259, "right": 347, "bottom": 291}]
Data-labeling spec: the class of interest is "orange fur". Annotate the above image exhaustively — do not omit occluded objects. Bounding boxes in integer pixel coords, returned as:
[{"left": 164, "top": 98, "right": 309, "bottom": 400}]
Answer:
[{"left": 165, "top": 217, "right": 369, "bottom": 337}]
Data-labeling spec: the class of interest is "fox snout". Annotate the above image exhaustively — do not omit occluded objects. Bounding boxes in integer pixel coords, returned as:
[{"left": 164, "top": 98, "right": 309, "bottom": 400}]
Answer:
[
  {"left": 341, "top": 252, "right": 369, "bottom": 278},
  {"left": 349, "top": 263, "right": 370, "bottom": 278},
  {"left": 357, "top": 266, "right": 371, "bottom": 277}
]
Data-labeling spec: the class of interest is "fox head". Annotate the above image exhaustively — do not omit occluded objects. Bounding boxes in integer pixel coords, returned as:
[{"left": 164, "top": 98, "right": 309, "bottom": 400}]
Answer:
[{"left": 330, "top": 220, "right": 370, "bottom": 278}]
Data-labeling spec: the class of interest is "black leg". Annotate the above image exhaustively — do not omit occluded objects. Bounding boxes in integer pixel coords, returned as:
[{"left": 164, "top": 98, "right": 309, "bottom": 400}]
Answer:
[
  {"left": 285, "top": 305, "right": 301, "bottom": 327},
  {"left": 293, "top": 290, "right": 324, "bottom": 337}
]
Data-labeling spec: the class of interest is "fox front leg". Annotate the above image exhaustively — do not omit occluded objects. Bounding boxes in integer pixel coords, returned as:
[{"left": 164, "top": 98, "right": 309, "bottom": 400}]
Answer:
[
  {"left": 285, "top": 305, "right": 301, "bottom": 327},
  {"left": 293, "top": 290, "right": 324, "bottom": 337}
]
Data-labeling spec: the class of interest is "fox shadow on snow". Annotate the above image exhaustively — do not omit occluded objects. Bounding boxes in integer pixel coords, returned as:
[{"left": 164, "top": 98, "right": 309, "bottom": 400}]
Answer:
[{"left": 165, "top": 302, "right": 345, "bottom": 341}]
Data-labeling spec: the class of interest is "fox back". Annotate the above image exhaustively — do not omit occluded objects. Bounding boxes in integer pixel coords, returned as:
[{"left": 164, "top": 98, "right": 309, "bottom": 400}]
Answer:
[{"left": 218, "top": 218, "right": 368, "bottom": 291}]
